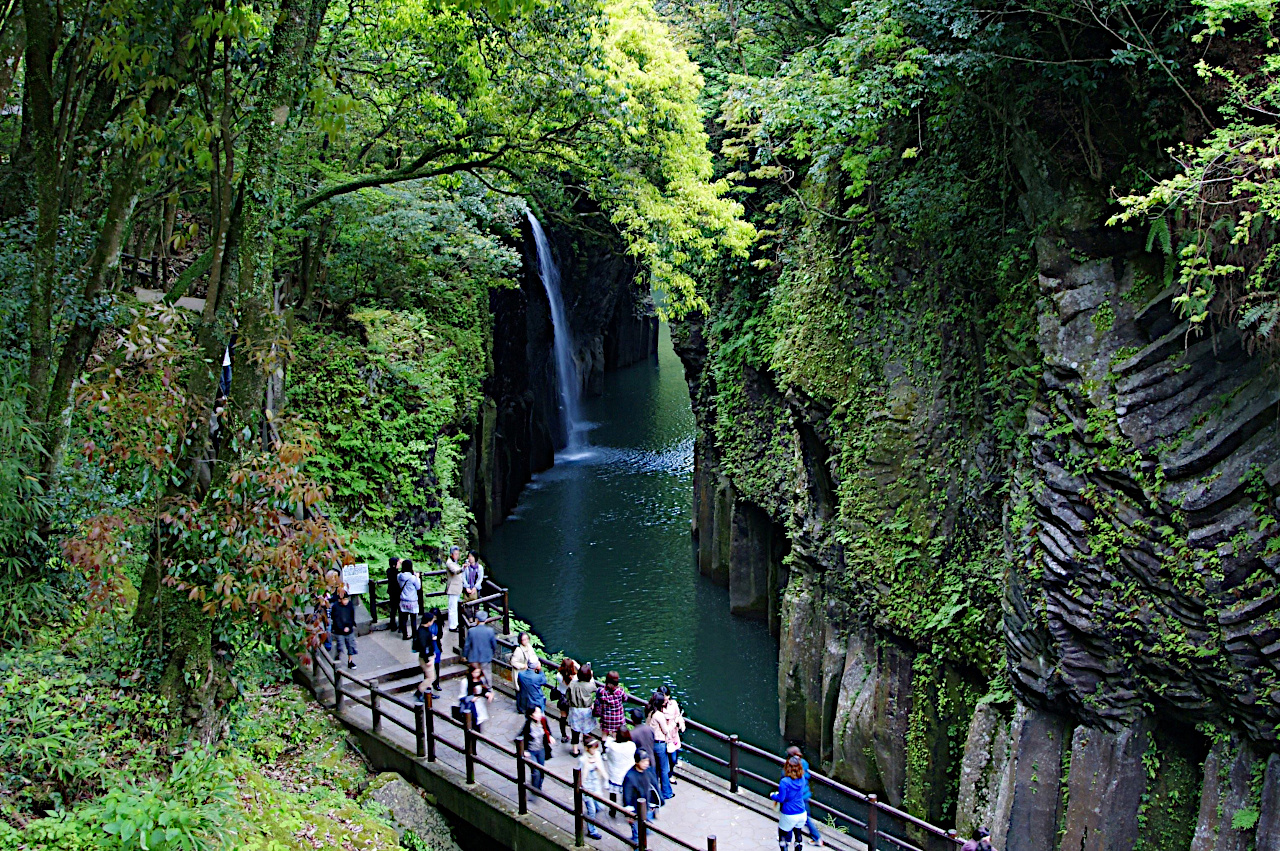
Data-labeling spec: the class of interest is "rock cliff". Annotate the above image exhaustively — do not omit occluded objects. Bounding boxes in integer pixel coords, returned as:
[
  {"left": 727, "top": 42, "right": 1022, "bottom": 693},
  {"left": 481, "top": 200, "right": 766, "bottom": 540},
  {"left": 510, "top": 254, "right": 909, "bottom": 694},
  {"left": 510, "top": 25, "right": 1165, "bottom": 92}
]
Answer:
[
  {"left": 463, "top": 217, "right": 657, "bottom": 540},
  {"left": 677, "top": 212, "right": 1280, "bottom": 849}
]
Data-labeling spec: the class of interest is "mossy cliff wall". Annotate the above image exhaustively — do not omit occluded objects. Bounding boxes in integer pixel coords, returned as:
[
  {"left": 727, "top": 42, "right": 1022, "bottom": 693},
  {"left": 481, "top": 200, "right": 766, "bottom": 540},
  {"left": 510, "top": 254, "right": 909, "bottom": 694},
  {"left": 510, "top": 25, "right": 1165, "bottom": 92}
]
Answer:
[{"left": 677, "top": 207, "right": 1280, "bottom": 847}]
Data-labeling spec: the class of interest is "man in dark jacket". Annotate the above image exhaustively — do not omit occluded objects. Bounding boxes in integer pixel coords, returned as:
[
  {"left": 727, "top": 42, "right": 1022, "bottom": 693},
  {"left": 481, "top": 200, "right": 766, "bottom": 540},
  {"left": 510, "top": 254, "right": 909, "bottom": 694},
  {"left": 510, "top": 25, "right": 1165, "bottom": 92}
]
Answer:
[
  {"left": 463, "top": 611, "right": 498, "bottom": 683},
  {"left": 330, "top": 590, "right": 358, "bottom": 669},
  {"left": 622, "top": 750, "right": 659, "bottom": 847},
  {"left": 628, "top": 711, "right": 662, "bottom": 796}
]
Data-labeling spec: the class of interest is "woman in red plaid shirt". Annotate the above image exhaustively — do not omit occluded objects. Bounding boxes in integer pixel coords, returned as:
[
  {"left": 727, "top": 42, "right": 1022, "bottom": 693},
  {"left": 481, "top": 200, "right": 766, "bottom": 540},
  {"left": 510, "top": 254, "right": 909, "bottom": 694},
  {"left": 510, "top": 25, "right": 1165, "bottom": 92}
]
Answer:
[{"left": 595, "top": 670, "right": 628, "bottom": 735}]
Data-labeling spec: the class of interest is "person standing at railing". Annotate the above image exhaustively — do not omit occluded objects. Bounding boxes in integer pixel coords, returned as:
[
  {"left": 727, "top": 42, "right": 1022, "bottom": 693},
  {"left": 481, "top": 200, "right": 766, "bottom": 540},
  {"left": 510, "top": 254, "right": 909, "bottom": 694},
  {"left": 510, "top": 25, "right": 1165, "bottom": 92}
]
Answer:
[
  {"left": 578, "top": 736, "right": 607, "bottom": 840},
  {"left": 595, "top": 671, "right": 627, "bottom": 736},
  {"left": 463, "top": 609, "right": 498, "bottom": 684},
  {"left": 413, "top": 609, "right": 443, "bottom": 703},
  {"left": 510, "top": 632, "right": 539, "bottom": 674},
  {"left": 385, "top": 557, "right": 401, "bottom": 624},
  {"left": 519, "top": 706, "right": 553, "bottom": 792},
  {"left": 444, "top": 545, "right": 465, "bottom": 632},
  {"left": 602, "top": 727, "right": 635, "bottom": 819},
  {"left": 517, "top": 659, "right": 549, "bottom": 715},
  {"left": 771, "top": 756, "right": 808, "bottom": 851},
  {"left": 567, "top": 662, "right": 599, "bottom": 756},
  {"left": 784, "top": 745, "right": 823, "bottom": 846},
  {"left": 656, "top": 685, "right": 686, "bottom": 784},
  {"left": 397, "top": 560, "right": 421, "bottom": 640},
  {"left": 330, "top": 589, "right": 358, "bottom": 669},
  {"left": 646, "top": 693, "right": 676, "bottom": 801},
  {"left": 552, "top": 658, "right": 578, "bottom": 747},
  {"left": 461, "top": 550, "right": 484, "bottom": 623},
  {"left": 622, "top": 749, "right": 660, "bottom": 847}
]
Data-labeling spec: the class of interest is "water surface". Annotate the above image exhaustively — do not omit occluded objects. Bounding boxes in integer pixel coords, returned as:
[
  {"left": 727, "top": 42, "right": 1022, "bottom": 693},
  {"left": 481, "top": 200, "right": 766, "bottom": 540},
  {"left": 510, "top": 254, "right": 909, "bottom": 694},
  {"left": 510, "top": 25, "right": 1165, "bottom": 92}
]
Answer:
[{"left": 483, "top": 324, "right": 782, "bottom": 751}]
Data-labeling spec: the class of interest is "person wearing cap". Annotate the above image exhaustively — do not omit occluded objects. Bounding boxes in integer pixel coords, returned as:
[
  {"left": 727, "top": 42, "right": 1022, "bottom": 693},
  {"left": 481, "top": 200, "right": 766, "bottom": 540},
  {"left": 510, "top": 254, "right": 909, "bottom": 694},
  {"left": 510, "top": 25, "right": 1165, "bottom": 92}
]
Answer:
[
  {"left": 464, "top": 610, "right": 498, "bottom": 684},
  {"left": 621, "top": 749, "right": 660, "bottom": 847},
  {"left": 443, "top": 545, "right": 465, "bottom": 631},
  {"left": 785, "top": 745, "right": 823, "bottom": 846},
  {"left": 961, "top": 827, "right": 994, "bottom": 851}
]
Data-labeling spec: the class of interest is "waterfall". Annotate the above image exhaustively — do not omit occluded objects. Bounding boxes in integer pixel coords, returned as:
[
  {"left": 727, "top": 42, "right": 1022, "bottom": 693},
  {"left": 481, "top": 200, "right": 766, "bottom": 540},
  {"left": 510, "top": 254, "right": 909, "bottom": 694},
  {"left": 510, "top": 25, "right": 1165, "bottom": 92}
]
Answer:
[{"left": 528, "top": 212, "right": 587, "bottom": 453}]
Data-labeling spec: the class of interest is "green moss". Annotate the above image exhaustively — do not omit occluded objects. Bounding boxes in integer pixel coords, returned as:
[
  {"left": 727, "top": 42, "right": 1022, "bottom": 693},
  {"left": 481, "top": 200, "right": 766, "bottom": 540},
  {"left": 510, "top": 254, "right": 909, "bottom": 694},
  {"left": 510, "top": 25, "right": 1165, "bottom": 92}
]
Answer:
[{"left": 1134, "top": 730, "right": 1199, "bottom": 851}]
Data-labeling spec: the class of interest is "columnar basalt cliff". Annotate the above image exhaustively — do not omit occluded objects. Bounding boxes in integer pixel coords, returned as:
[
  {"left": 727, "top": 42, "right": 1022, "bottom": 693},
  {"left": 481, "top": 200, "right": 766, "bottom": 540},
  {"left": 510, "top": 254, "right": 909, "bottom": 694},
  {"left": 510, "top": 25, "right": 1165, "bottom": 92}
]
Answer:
[
  {"left": 677, "top": 205, "right": 1280, "bottom": 849},
  {"left": 462, "top": 219, "right": 658, "bottom": 541}
]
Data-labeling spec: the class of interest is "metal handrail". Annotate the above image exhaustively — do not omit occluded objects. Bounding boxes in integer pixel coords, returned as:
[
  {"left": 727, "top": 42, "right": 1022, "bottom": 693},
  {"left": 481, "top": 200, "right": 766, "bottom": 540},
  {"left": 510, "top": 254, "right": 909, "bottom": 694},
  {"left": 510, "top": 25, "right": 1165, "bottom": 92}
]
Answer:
[{"left": 310, "top": 579, "right": 961, "bottom": 849}]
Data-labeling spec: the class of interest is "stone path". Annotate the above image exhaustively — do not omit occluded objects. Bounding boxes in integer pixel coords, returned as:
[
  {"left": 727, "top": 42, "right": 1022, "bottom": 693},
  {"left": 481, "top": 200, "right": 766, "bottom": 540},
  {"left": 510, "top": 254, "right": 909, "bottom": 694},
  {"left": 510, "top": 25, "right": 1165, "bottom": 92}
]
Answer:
[{"left": 311, "top": 627, "right": 869, "bottom": 851}]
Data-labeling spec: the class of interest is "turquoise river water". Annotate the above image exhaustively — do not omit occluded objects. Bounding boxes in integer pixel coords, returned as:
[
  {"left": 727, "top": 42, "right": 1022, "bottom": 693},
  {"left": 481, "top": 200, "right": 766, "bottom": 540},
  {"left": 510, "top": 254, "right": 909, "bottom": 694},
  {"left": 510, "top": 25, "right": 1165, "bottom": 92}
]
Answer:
[{"left": 482, "top": 324, "right": 783, "bottom": 751}]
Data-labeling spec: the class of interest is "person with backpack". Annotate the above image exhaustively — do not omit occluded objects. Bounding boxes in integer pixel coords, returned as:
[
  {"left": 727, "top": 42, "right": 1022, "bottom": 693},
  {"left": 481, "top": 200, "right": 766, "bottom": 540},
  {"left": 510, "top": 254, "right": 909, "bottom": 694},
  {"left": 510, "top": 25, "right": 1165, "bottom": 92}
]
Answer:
[
  {"left": 413, "top": 609, "right": 442, "bottom": 702},
  {"left": 329, "top": 589, "right": 357, "bottom": 669},
  {"left": 397, "top": 560, "right": 421, "bottom": 640}
]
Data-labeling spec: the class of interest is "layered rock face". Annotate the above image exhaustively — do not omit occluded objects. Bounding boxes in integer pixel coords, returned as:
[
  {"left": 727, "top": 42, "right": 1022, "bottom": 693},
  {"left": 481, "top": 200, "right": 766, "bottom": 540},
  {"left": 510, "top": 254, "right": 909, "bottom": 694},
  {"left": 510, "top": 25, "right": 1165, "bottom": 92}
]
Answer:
[
  {"left": 678, "top": 216, "right": 1280, "bottom": 847},
  {"left": 462, "top": 220, "right": 657, "bottom": 540}
]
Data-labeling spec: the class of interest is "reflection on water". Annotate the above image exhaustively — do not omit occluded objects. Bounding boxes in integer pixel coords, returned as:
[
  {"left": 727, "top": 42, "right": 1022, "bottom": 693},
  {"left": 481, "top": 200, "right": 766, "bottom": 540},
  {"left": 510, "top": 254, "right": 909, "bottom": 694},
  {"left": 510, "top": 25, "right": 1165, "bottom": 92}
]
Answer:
[{"left": 483, "top": 324, "right": 782, "bottom": 750}]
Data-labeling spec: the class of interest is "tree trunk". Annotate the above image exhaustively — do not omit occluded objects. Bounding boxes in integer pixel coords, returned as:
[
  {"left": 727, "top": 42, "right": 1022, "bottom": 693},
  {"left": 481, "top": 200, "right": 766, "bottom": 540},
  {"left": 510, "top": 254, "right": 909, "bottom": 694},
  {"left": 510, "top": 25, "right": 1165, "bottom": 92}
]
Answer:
[{"left": 21, "top": 0, "right": 58, "bottom": 426}]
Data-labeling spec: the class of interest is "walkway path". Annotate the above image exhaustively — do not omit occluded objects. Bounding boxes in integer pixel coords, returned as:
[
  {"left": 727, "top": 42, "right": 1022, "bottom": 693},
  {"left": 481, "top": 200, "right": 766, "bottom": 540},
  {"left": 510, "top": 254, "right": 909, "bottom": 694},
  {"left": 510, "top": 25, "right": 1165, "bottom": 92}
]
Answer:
[{"left": 307, "top": 627, "right": 869, "bottom": 851}]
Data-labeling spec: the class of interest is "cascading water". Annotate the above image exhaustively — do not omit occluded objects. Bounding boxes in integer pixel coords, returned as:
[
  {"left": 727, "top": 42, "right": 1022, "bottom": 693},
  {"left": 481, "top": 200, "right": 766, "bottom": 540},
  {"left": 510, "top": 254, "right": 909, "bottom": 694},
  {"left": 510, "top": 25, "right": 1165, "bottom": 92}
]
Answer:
[{"left": 528, "top": 212, "right": 588, "bottom": 454}]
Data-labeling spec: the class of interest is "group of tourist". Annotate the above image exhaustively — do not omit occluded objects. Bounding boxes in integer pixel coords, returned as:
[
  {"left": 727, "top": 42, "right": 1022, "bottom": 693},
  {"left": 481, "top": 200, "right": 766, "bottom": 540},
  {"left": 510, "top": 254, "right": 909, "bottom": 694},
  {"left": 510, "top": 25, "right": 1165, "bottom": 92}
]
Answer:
[
  {"left": 323, "top": 549, "right": 995, "bottom": 851},
  {"left": 447, "top": 630, "right": 827, "bottom": 849},
  {"left": 387, "top": 546, "right": 486, "bottom": 640}
]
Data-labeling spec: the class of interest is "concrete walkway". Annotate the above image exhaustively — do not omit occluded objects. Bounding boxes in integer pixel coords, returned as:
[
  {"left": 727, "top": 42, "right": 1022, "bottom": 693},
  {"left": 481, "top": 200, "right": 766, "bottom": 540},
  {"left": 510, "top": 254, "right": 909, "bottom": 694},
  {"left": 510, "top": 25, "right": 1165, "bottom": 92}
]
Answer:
[{"left": 310, "top": 627, "right": 867, "bottom": 851}]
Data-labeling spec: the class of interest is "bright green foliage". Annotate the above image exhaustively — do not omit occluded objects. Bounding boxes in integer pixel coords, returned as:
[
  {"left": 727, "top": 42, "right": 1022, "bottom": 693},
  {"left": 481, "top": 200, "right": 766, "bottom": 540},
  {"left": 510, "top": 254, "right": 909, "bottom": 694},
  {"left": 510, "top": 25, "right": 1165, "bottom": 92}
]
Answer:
[
  {"left": 598, "top": 0, "right": 755, "bottom": 314},
  {"left": 1109, "top": 2, "right": 1280, "bottom": 343}
]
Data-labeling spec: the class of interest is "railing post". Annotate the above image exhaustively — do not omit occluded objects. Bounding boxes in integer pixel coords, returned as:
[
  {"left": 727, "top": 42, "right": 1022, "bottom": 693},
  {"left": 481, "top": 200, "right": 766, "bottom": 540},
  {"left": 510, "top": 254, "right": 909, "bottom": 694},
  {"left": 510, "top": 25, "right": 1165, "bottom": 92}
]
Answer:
[
  {"left": 948, "top": 829, "right": 958, "bottom": 844},
  {"left": 502, "top": 590, "right": 510, "bottom": 635},
  {"left": 707, "top": 837, "right": 717, "bottom": 851},
  {"left": 464, "top": 714, "right": 476, "bottom": 784},
  {"left": 459, "top": 614, "right": 469, "bottom": 655},
  {"left": 371, "top": 686, "right": 382, "bottom": 734},
  {"left": 867, "top": 794, "right": 879, "bottom": 851},
  {"left": 421, "top": 694, "right": 433, "bottom": 761},
  {"left": 311, "top": 649, "right": 319, "bottom": 680},
  {"left": 637, "top": 798, "right": 648, "bottom": 851},
  {"left": 573, "top": 767, "right": 585, "bottom": 846},
  {"left": 334, "top": 669, "right": 344, "bottom": 711},
  {"left": 728, "top": 735, "right": 740, "bottom": 793},
  {"left": 517, "top": 749, "right": 528, "bottom": 814},
  {"left": 151, "top": 255, "right": 158, "bottom": 284}
]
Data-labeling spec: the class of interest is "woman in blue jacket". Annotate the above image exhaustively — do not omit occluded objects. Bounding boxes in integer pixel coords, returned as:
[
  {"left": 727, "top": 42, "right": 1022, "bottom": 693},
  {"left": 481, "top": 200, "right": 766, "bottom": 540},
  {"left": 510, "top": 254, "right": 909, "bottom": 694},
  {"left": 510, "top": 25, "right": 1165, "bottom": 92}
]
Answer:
[{"left": 770, "top": 756, "right": 808, "bottom": 851}]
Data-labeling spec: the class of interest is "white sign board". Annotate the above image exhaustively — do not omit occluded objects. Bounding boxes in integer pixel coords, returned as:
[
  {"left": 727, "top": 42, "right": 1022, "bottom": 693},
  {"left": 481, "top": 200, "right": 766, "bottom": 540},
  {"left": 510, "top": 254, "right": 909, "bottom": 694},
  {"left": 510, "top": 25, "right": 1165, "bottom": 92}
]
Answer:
[{"left": 342, "top": 563, "right": 369, "bottom": 596}]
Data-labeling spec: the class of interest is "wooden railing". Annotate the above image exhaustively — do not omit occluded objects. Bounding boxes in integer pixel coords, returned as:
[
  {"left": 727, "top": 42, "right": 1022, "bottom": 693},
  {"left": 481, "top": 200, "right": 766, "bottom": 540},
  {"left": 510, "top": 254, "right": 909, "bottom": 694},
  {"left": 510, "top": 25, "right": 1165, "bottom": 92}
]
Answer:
[{"left": 313, "top": 572, "right": 963, "bottom": 851}]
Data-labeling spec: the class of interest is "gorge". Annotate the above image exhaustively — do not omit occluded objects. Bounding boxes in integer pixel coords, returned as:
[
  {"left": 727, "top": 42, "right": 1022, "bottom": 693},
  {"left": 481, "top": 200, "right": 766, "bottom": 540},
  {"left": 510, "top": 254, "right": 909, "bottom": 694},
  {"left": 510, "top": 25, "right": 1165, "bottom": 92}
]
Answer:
[{"left": 8, "top": 0, "right": 1280, "bottom": 849}]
